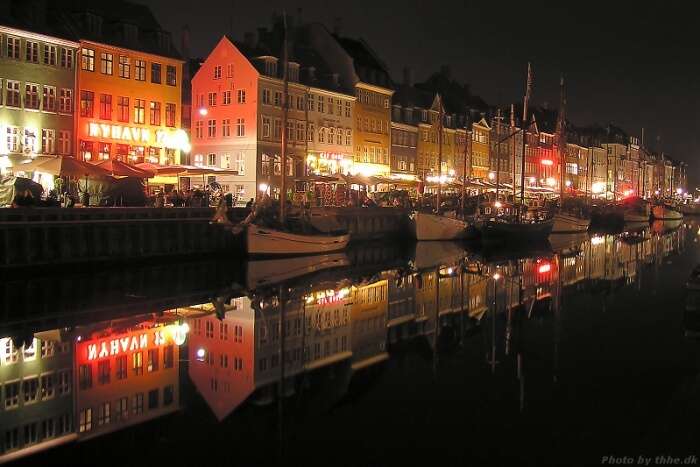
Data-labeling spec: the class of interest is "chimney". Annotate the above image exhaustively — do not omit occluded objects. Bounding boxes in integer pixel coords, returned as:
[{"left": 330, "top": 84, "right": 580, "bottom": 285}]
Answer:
[
  {"left": 333, "top": 17, "right": 342, "bottom": 36},
  {"left": 181, "top": 25, "right": 191, "bottom": 62},
  {"left": 510, "top": 103, "right": 515, "bottom": 127},
  {"left": 402, "top": 67, "right": 413, "bottom": 87},
  {"left": 243, "top": 31, "right": 256, "bottom": 49}
]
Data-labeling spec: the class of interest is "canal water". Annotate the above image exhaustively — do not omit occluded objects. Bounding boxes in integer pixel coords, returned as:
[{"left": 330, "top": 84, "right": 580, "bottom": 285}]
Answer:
[{"left": 2, "top": 221, "right": 699, "bottom": 467}]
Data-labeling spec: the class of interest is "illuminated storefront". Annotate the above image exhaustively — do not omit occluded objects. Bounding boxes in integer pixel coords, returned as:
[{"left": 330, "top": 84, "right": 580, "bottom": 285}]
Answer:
[{"left": 76, "top": 40, "right": 186, "bottom": 165}]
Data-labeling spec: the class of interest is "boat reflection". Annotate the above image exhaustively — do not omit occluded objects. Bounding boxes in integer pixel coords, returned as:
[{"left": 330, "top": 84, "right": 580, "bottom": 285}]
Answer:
[{"left": 0, "top": 222, "right": 687, "bottom": 464}]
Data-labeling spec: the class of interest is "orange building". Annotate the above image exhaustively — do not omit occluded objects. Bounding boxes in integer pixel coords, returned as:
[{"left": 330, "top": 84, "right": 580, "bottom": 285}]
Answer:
[{"left": 76, "top": 40, "right": 188, "bottom": 165}]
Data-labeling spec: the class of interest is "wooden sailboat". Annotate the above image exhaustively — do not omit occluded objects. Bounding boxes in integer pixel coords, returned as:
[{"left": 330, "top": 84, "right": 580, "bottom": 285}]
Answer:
[
  {"left": 412, "top": 95, "right": 471, "bottom": 241},
  {"left": 477, "top": 63, "right": 554, "bottom": 241},
  {"left": 551, "top": 75, "right": 590, "bottom": 234},
  {"left": 241, "top": 14, "right": 350, "bottom": 255},
  {"left": 652, "top": 202, "right": 683, "bottom": 221}
]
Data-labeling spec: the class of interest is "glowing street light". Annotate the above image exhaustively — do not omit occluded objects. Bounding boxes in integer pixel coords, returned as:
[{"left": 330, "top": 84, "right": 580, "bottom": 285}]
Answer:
[
  {"left": 199, "top": 108, "right": 208, "bottom": 116},
  {"left": 493, "top": 272, "right": 501, "bottom": 280},
  {"left": 196, "top": 347, "right": 206, "bottom": 362},
  {"left": 488, "top": 172, "right": 496, "bottom": 180},
  {"left": 258, "top": 183, "right": 269, "bottom": 193}
]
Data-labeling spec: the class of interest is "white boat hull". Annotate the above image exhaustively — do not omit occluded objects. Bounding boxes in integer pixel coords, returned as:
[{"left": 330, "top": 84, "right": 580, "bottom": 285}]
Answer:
[
  {"left": 652, "top": 206, "right": 682, "bottom": 221},
  {"left": 551, "top": 213, "right": 590, "bottom": 234},
  {"left": 246, "top": 223, "right": 350, "bottom": 256},
  {"left": 412, "top": 212, "right": 469, "bottom": 241},
  {"left": 246, "top": 253, "right": 350, "bottom": 289}
]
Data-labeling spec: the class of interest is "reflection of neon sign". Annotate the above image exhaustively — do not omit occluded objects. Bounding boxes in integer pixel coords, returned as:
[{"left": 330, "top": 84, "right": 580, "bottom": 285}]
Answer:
[
  {"left": 305, "top": 288, "right": 350, "bottom": 306},
  {"left": 86, "top": 324, "right": 188, "bottom": 361}
]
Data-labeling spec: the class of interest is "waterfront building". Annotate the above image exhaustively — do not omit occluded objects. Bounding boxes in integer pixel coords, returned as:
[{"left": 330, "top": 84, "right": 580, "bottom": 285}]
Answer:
[
  {"left": 351, "top": 279, "right": 388, "bottom": 371},
  {"left": 68, "top": 3, "right": 187, "bottom": 167},
  {"left": 471, "top": 117, "right": 491, "bottom": 181},
  {"left": 0, "top": 22, "right": 79, "bottom": 173},
  {"left": 74, "top": 317, "right": 185, "bottom": 441},
  {"left": 390, "top": 118, "right": 418, "bottom": 179},
  {"left": 0, "top": 332, "right": 75, "bottom": 463}
]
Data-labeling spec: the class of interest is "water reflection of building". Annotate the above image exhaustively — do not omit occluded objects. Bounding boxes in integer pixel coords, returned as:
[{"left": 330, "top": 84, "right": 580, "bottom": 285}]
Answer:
[
  {"left": 0, "top": 332, "right": 75, "bottom": 463},
  {"left": 351, "top": 279, "right": 388, "bottom": 371},
  {"left": 74, "top": 316, "right": 185, "bottom": 441}
]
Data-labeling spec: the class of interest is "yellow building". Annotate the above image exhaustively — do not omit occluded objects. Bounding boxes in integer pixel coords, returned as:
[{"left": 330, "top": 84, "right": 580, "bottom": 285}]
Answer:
[
  {"left": 353, "top": 83, "right": 393, "bottom": 176},
  {"left": 471, "top": 117, "right": 491, "bottom": 180}
]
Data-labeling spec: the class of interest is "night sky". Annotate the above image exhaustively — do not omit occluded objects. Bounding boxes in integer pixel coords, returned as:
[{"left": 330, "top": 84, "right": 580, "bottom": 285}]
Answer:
[{"left": 142, "top": 0, "right": 698, "bottom": 185}]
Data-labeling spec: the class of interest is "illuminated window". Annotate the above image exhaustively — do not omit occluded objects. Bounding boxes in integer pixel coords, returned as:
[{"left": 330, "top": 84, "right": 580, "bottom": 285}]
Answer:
[
  {"left": 222, "top": 119, "right": 231, "bottom": 137},
  {"left": 149, "top": 101, "right": 161, "bottom": 125},
  {"left": 42, "top": 129, "right": 56, "bottom": 154},
  {"left": 195, "top": 121, "right": 203, "bottom": 139},
  {"left": 214, "top": 65, "right": 222, "bottom": 79},
  {"left": 226, "top": 63, "right": 234, "bottom": 78},
  {"left": 98, "top": 360, "right": 110, "bottom": 384},
  {"left": 166, "top": 65, "right": 177, "bottom": 86},
  {"left": 237, "top": 89, "right": 246, "bottom": 104},
  {"left": 151, "top": 62, "right": 162, "bottom": 84},
  {"left": 329, "top": 127, "right": 334, "bottom": 144},
  {"left": 60, "top": 48, "right": 73, "bottom": 68},
  {"left": 26, "top": 41, "right": 39, "bottom": 62},
  {"left": 79, "top": 408, "right": 92, "bottom": 432},
  {"left": 262, "top": 116, "right": 271, "bottom": 138},
  {"left": 236, "top": 118, "right": 245, "bottom": 137},
  {"left": 274, "top": 91, "right": 281, "bottom": 107},
  {"left": 319, "top": 127, "right": 325, "bottom": 143},
  {"left": 345, "top": 129, "right": 351, "bottom": 146},
  {"left": 118, "top": 55, "right": 130, "bottom": 78},
  {"left": 57, "top": 369, "right": 71, "bottom": 395},
  {"left": 135, "top": 59, "right": 146, "bottom": 81},
  {"left": 80, "top": 90, "right": 94, "bottom": 117},
  {"left": 222, "top": 90, "right": 231, "bottom": 105},
  {"left": 25, "top": 83, "right": 40, "bottom": 109},
  {"left": 297, "top": 122, "right": 305, "bottom": 142},
  {"left": 100, "top": 52, "right": 113, "bottom": 74},
  {"left": 132, "top": 351, "right": 143, "bottom": 375},
  {"left": 205, "top": 320, "right": 214, "bottom": 338},
  {"left": 81, "top": 48, "right": 95, "bottom": 71},
  {"left": 4, "top": 381, "right": 19, "bottom": 409},
  {"left": 22, "top": 377, "right": 39, "bottom": 403},
  {"left": 207, "top": 119, "right": 216, "bottom": 138},
  {"left": 336, "top": 127, "right": 343, "bottom": 145},
  {"left": 44, "top": 45, "right": 57, "bottom": 65},
  {"left": 43, "top": 85, "right": 57, "bottom": 112},
  {"left": 59, "top": 88, "right": 72, "bottom": 113},
  {"left": 165, "top": 103, "right": 176, "bottom": 127},
  {"left": 99, "top": 94, "right": 112, "bottom": 120},
  {"left": 207, "top": 153, "right": 216, "bottom": 166},
  {"left": 133, "top": 99, "right": 145, "bottom": 124},
  {"left": 98, "top": 402, "right": 110, "bottom": 426},
  {"left": 163, "top": 345, "right": 174, "bottom": 369},
  {"left": 307, "top": 123, "right": 314, "bottom": 142},
  {"left": 327, "top": 97, "right": 334, "bottom": 115},
  {"left": 345, "top": 101, "right": 351, "bottom": 117},
  {"left": 7, "top": 36, "right": 20, "bottom": 59}
]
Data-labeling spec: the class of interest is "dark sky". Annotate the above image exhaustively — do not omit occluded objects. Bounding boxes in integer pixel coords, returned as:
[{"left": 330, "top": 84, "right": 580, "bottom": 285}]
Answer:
[{"left": 142, "top": 0, "right": 699, "bottom": 185}]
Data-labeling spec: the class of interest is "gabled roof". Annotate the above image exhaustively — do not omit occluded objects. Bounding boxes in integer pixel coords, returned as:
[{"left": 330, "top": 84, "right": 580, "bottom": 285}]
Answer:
[{"left": 333, "top": 34, "right": 393, "bottom": 88}]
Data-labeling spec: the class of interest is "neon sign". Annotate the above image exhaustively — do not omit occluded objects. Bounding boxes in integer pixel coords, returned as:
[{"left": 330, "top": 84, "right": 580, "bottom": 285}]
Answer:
[{"left": 88, "top": 123, "right": 190, "bottom": 151}]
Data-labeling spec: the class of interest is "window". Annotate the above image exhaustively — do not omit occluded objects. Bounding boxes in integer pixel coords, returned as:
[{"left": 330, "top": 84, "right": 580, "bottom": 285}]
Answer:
[
  {"left": 98, "top": 402, "right": 110, "bottom": 426},
  {"left": 329, "top": 128, "right": 335, "bottom": 145},
  {"left": 79, "top": 408, "right": 92, "bottom": 432},
  {"left": 222, "top": 119, "right": 231, "bottom": 137},
  {"left": 149, "top": 101, "right": 161, "bottom": 125},
  {"left": 4, "top": 381, "right": 19, "bottom": 408},
  {"left": 286, "top": 121, "right": 293, "bottom": 141},
  {"left": 59, "top": 88, "right": 72, "bottom": 113},
  {"left": 25, "top": 83, "right": 40, "bottom": 109},
  {"left": 236, "top": 118, "right": 245, "bottom": 137},
  {"left": 195, "top": 121, "right": 203, "bottom": 139},
  {"left": 100, "top": 52, "right": 113, "bottom": 74},
  {"left": 274, "top": 91, "right": 281, "bottom": 107},
  {"left": 208, "top": 92, "right": 216, "bottom": 106},
  {"left": 163, "top": 345, "right": 174, "bottom": 369},
  {"left": 7, "top": 36, "right": 20, "bottom": 59},
  {"left": 44, "top": 45, "right": 57, "bottom": 65},
  {"left": 207, "top": 153, "right": 216, "bottom": 166},
  {"left": 147, "top": 349, "right": 159, "bottom": 372},
  {"left": 307, "top": 94, "right": 315, "bottom": 111},
  {"left": 118, "top": 96, "right": 129, "bottom": 122},
  {"left": 42, "top": 129, "right": 56, "bottom": 154},
  {"left": 319, "top": 127, "right": 325, "bottom": 143},
  {"left": 43, "top": 418, "right": 56, "bottom": 439},
  {"left": 165, "top": 103, "right": 176, "bottom": 127},
  {"left": 220, "top": 354, "right": 228, "bottom": 367},
  {"left": 207, "top": 119, "right": 216, "bottom": 138},
  {"left": 234, "top": 325, "right": 243, "bottom": 343},
  {"left": 134, "top": 99, "right": 145, "bottom": 124},
  {"left": 237, "top": 89, "right": 246, "bottom": 103},
  {"left": 133, "top": 351, "right": 143, "bottom": 375},
  {"left": 135, "top": 59, "right": 146, "bottom": 81},
  {"left": 81, "top": 48, "right": 95, "bottom": 71},
  {"left": 26, "top": 41, "right": 39, "bottom": 62},
  {"left": 336, "top": 127, "right": 343, "bottom": 145},
  {"left": 328, "top": 97, "right": 334, "bottom": 114},
  {"left": 222, "top": 90, "right": 231, "bottom": 105},
  {"left": 41, "top": 373, "right": 55, "bottom": 400},
  {"left": 57, "top": 369, "right": 71, "bottom": 395},
  {"left": 23, "top": 377, "right": 39, "bottom": 403},
  {"left": 164, "top": 385, "right": 175, "bottom": 406},
  {"left": 226, "top": 63, "right": 234, "bottom": 77},
  {"left": 148, "top": 389, "right": 159, "bottom": 409},
  {"left": 132, "top": 393, "right": 144, "bottom": 415},
  {"left": 4, "top": 427, "right": 19, "bottom": 452},
  {"left": 60, "top": 48, "right": 73, "bottom": 68},
  {"left": 297, "top": 122, "right": 304, "bottom": 141},
  {"left": 43, "top": 86, "right": 56, "bottom": 112},
  {"left": 234, "top": 357, "right": 243, "bottom": 371},
  {"left": 318, "top": 96, "right": 325, "bottom": 113},
  {"left": 273, "top": 119, "right": 281, "bottom": 139},
  {"left": 221, "top": 153, "right": 231, "bottom": 169},
  {"left": 262, "top": 116, "right": 271, "bottom": 138},
  {"left": 214, "top": 65, "right": 222, "bottom": 79},
  {"left": 24, "top": 423, "right": 38, "bottom": 446},
  {"left": 234, "top": 152, "right": 245, "bottom": 175},
  {"left": 118, "top": 55, "right": 130, "bottom": 78},
  {"left": 98, "top": 142, "right": 110, "bottom": 160},
  {"left": 115, "top": 397, "right": 128, "bottom": 421},
  {"left": 151, "top": 62, "right": 162, "bottom": 83},
  {"left": 345, "top": 101, "right": 351, "bottom": 117},
  {"left": 80, "top": 90, "right": 94, "bottom": 117},
  {"left": 40, "top": 340, "right": 55, "bottom": 358},
  {"left": 345, "top": 129, "right": 352, "bottom": 146},
  {"left": 262, "top": 89, "right": 271, "bottom": 105},
  {"left": 166, "top": 65, "right": 177, "bottom": 86},
  {"left": 307, "top": 123, "right": 314, "bottom": 142},
  {"left": 5, "top": 126, "right": 19, "bottom": 153},
  {"left": 99, "top": 94, "right": 112, "bottom": 120},
  {"left": 79, "top": 364, "right": 92, "bottom": 389},
  {"left": 116, "top": 355, "right": 127, "bottom": 379},
  {"left": 98, "top": 360, "right": 110, "bottom": 384}
]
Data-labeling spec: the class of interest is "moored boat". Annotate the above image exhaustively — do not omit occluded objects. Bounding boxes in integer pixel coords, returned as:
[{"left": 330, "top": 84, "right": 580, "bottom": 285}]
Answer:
[
  {"left": 246, "top": 252, "right": 350, "bottom": 289},
  {"left": 477, "top": 216, "right": 554, "bottom": 241},
  {"left": 411, "top": 211, "right": 471, "bottom": 241},
  {"left": 679, "top": 203, "right": 700, "bottom": 215},
  {"left": 652, "top": 204, "right": 682, "bottom": 220},
  {"left": 551, "top": 212, "right": 590, "bottom": 234},
  {"left": 246, "top": 223, "right": 350, "bottom": 256}
]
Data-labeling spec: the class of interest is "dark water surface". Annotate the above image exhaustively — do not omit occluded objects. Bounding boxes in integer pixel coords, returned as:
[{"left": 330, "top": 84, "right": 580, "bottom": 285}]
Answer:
[{"left": 2, "top": 222, "right": 700, "bottom": 467}]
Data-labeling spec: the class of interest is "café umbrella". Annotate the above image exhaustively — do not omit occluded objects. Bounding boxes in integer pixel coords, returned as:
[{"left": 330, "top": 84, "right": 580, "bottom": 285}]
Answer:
[
  {"left": 33, "top": 156, "right": 111, "bottom": 201},
  {"left": 95, "top": 159, "right": 155, "bottom": 178}
]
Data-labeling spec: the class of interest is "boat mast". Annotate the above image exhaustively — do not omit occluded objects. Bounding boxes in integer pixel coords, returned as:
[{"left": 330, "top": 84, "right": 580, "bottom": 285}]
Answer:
[
  {"left": 495, "top": 108, "right": 502, "bottom": 206},
  {"left": 436, "top": 95, "right": 444, "bottom": 213},
  {"left": 461, "top": 110, "right": 469, "bottom": 212},
  {"left": 510, "top": 103, "right": 516, "bottom": 204},
  {"left": 520, "top": 63, "right": 533, "bottom": 221},
  {"left": 556, "top": 74, "right": 566, "bottom": 204},
  {"left": 279, "top": 12, "right": 289, "bottom": 224}
]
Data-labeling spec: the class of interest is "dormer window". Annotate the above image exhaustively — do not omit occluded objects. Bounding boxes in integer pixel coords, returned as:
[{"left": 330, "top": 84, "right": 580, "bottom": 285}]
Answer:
[
  {"left": 262, "top": 58, "right": 278, "bottom": 78},
  {"left": 123, "top": 23, "right": 138, "bottom": 44},
  {"left": 421, "top": 110, "right": 427, "bottom": 122},
  {"left": 288, "top": 63, "right": 299, "bottom": 82}
]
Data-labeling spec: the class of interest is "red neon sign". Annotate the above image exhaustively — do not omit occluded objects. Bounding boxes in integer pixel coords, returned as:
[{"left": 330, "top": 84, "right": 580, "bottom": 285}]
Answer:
[
  {"left": 538, "top": 262, "right": 551, "bottom": 274},
  {"left": 540, "top": 159, "right": 553, "bottom": 166}
]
